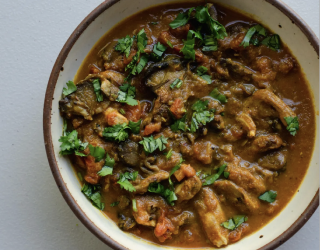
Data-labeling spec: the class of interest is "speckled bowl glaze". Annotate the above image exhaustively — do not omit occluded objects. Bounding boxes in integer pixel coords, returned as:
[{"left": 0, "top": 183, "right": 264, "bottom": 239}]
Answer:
[{"left": 43, "top": 0, "right": 319, "bottom": 249}]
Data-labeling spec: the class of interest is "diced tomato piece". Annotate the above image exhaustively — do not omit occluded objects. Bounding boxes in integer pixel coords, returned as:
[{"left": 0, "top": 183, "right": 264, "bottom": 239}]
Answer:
[
  {"left": 144, "top": 122, "right": 161, "bottom": 136},
  {"left": 123, "top": 102, "right": 141, "bottom": 122},
  {"left": 170, "top": 98, "right": 185, "bottom": 119}
]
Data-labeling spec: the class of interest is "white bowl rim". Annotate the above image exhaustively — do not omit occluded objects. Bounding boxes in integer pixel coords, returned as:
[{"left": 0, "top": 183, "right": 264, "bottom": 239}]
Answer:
[{"left": 43, "top": 0, "right": 319, "bottom": 249}]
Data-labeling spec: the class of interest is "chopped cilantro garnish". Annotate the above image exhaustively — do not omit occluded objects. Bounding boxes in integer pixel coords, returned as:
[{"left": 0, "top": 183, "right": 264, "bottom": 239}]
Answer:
[
  {"left": 188, "top": 29, "right": 203, "bottom": 40},
  {"left": 88, "top": 144, "right": 105, "bottom": 162},
  {"left": 203, "top": 164, "right": 227, "bottom": 186},
  {"left": 153, "top": 42, "right": 167, "bottom": 57},
  {"left": 117, "top": 171, "right": 138, "bottom": 192},
  {"left": 62, "top": 81, "right": 77, "bottom": 96},
  {"left": 139, "top": 135, "right": 168, "bottom": 153},
  {"left": 165, "top": 149, "right": 173, "bottom": 159},
  {"left": 190, "top": 100, "right": 214, "bottom": 132},
  {"left": 169, "top": 8, "right": 195, "bottom": 29},
  {"left": 180, "top": 31, "right": 196, "bottom": 60},
  {"left": 169, "top": 158, "right": 183, "bottom": 185},
  {"left": 196, "top": 66, "right": 212, "bottom": 84},
  {"left": 92, "top": 79, "right": 103, "bottom": 102},
  {"left": 116, "top": 83, "right": 138, "bottom": 106},
  {"left": 98, "top": 153, "right": 115, "bottom": 177},
  {"left": 192, "top": 99, "right": 209, "bottom": 112},
  {"left": 167, "top": 40, "right": 173, "bottom": 48},
  {"left": 103, "top": 123, "right": 129, "bottom": 142},
  {"left": 202, "top": 34, "right": 218, "bottom": 51},
  {"left": 261, "top": 34, "right": 281, "bottom": 51},
  {"left": 81, "top": 183, "right": 104, "bottom": 210},
  {"left": 221, "top": 215, "right": 248, "bottom": 230},
  {"left": 128, "top": 119, "right": 141, "bottom": 134},
  {"left": 171, "top": 114, "right": 188, "bottom": 132},
  {"left": 110, "top": 201, "right": 119, "bottom": 207},
  {"left": 132, "top": 199, "right": 138, "bottom": 212},
  {"left": 224, "top": 171, "right": 230, "bottom": 179},
  {"left": 119, "top": 108, "right": 126, "bottom": 115},
  {"left": 137, "top": 29, "right": 148, "bottom": 53},
  {"left": 284, "top": 116, "right": 299, "bottom": 136},
  {"left": 240, "top": 25, "right": 266, "bottom": 48},
  {"left": 148, "top": 182, "right": 177, "bottom": 206},
  {"left": 259, "top": 190, "right": 277, "bottom": 203},
  {"left": 170, "top": 78, "right": 183, "bottom": 89},
  {"left": 210, "top": 88, "right": 228, "bottom": 103},
  {"left": 59, "top": 130, "right": 88, "bottom": 156},
  {"left": 115, "top": 35, "right": 135, "bottom": 58}
]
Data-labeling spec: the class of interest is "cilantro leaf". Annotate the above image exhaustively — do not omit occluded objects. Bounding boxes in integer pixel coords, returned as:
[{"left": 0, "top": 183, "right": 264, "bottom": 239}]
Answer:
[
  {"left": 261, "top": 34, "right": 281, "bottom": 51},
  {"left": 203, "top": 164, "right": 227, "bottom": 186},
  {"left": 92, "top": 79, "right": 103, "bottom": 102},
  {"left": 59, "top": 130, "right": 88, "bottom": 155},
  {"left": 188, "top": 29, "right": 203, "bottom": 40},
  {"left": 284, "top": 116, "right": 299, "bottom": 136},
  {"left": 240, "top": 25, "right": 266, "bottom": 48},
  {"left": 165, "top": 149, "right": 173, "bottom": 159},
  {"left": 194, "top": 6, "right": 227, "bottom": 40},
  {"left": 103, "top": 123, "right": 129, "bottom": 142},
  {"left": 98, "top": 153, "right": 115, "bottom": 177},
  {"left": 81, "top": 183, "right": 105, "bottom": 210},
  {"left": 62, "top": 81, "right": 77, "bottom": 96},
  {"left": 153, "top": 42, "right": 167, "bottom": 57},
  {"left": 115, "top": 35, "right": 134, "bottom": 58},
  {"left": 190, "top": 110, "right": 215, "bottom": 133},
  {"left": 88, "top": 144, "right": 105, "bottom": 162},
  {"left": 110, "top": 201, "right": 119, "bottom": 207},
  {"left": 119, "top": 108, "right": 125, "bottom": 115},
  {"left": 170, "top": 78, "right": 183, "bottom": 89},
  {"left": 224, "top": 171, "right": 230, "bottom": 178},
  {"left": 128, "top": 119, "right": 141, "bottom": 134},
  {"left": 137, "top": 29, "right": 148, "bottom": 53},
  {"left": 192, "top": 100, "right": 209, "bottom": 112},
  {"left": 117, "top": 171, "right": 138, "bottom": 192},
  {"left": 139, "top": 135, "right": 168, "bottom": 153},
  {"left": 132, "top": 199, "right": 138, "bottom": 212},
  {"left": 167, "top": 40, "right": 173, "bottom": 48},
  {"left": 202, "top": 34, "right": 218, "bottom": 51},
  {"left": 180, "top": 31, "right": 196, "bottom": 60},
  {"left": 116, "top": 83, "right": 138, "bottom": 106},
  {"left": 148, "top": 182, "right": 177, "bottom": 206},
  {"left": 62, "top": 119, "right": 68, "bottom": 136},
  {"left": 210, "top": 88, "right": 228, "bottom": 103},
  {"left": 169, "top": 8, "right": 195, "bottom": 29},
  {"left": 259, "top": 190, "right": 277, "bottom": 203},
  {"left": 125, "top": 52, "right": 149, "bottom": 81},
  {"left": 171, "top": 115, "right": 188, "bottom": 132},
  {"left": 196, "top": 66, "right": 212, "bottom": 84},
  {"left": 221, "top": 215, "right": 248, "bottom": 230}
]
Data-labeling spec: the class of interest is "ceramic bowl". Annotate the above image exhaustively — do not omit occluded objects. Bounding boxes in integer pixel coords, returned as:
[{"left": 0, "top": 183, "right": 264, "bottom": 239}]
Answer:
[{"left": 43, "top": 0, "right": 319, "bottom": 249}]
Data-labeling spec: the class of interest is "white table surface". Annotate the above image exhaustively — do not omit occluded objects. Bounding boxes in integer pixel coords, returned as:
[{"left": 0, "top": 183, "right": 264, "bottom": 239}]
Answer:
[{"left": 0, "top": 0, "right": 318, "bottom": 249}]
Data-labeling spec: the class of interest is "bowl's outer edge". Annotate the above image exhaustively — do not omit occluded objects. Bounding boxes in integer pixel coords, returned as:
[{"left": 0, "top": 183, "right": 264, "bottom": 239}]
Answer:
[{"left": 43, "top": 0, "right": 319, "bottom": 250}]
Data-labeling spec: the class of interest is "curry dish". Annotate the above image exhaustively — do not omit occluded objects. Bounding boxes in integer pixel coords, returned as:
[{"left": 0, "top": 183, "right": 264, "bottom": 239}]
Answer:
[{"left": 58, "top": 2, "right": 315, "bottom": 248}]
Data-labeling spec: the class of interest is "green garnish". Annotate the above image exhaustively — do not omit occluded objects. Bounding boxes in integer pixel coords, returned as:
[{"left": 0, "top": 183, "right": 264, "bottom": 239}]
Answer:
[
  {"left": 190, "top": 100, "right": 214, "bottom": 133},
  {"left": 58, "top": 130, "right": 88, "bottom": 156},
  {"left": 261, "top": 34, "right": 281, "bottom": 51},
  {"left": 169, "top": 158, "right": 183, "bottom": 185},
  {"left": 98, "top": 153, "right": 115, "bottom": 177},
  {"left": 210, "top": 88, "right": 227, "bottom": 103},
  {"left": 139, "top": 135, "right": 168, "bottom": 153},
  {"left": 62, "top": 81, "right": 77, "bottom": 96},
  {"left": 171, "top": 114, "right": 188, "bottom": 132},
  {"left": 169, "top": 8, "right": 195, "bottom": 29},
  {"left": 110, "top": 201, "right": 119, "bottom": 207},
  {"left": 81, "top": 183, "right": 105, "bottom": 210},
  {"left": 170, "top": 78, "right": 183, "bottom": 89},
  {"left": 77, "top": 172, "right": 83, "bottom": 182},
  {"left": 240, "top": 25, "right": 266, "bottom": 48},
  {"left": 92, "top": 79, "right": 103, "bottom": 102},
  {"left": 153, "top": 42, "right": 167, "bottom": 57},
  {"left": 167, "top": 40, "right": 173, "bottom": 48},
  {"left": 132, "top": 199, "right": 138, "bottom": 212},
  {"left": 88, "top": 144, "right": 105, "bottom": 162},
  {"left": 103, "top": 123, "right": 129, "bottom": 142},
  {"left": 202, "top": 34, "right": 218, "bottom": 51},
  {"left": 165, "top": 149, "right": 173, "bottom": 159},
  {"left": 221, "top": 215, "right": 248, "bottom": 230},
  {"left": 117, "top": 171, "right": 138, "bottom": 192},
  {"left": 119, "top": 108, "right": 126, "bottom": 115},
  {"left": 115, "top": 35, "right": 135, "bottom": 58},
  {"left": 203, "top": 164, "right": 227, "bottom": 186},
  {"left": 180, "top": 31, "right": 196, "bottom": 60},
  {"left": 196, "top": 66, "right": 212, "bottom": 84},
  {"left": 116, "top": 83, "right": 138, "bottom": 106},
  {"left": 128, "top": 119, "right": 142, "bottom": 134},
  {"left": 224, "top": 171, "right": 230, "bottom": 179},
  {"left": 259, "top": 190, "right": 277, "bottom": 203},
  {"left": 284, "top": 116, "right": 299, "bottom": 136},
  {"left": 137, "top": 29, "right": 148, "bottom": 53},
  {"left": 148, "top": 182, "right": 177, "bottom": 206}
]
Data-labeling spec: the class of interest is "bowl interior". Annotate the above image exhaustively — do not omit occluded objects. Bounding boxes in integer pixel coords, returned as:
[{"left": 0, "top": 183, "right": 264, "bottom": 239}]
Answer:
[{"left": 47, "top": 0, "right": 319, "bottom": 249}]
